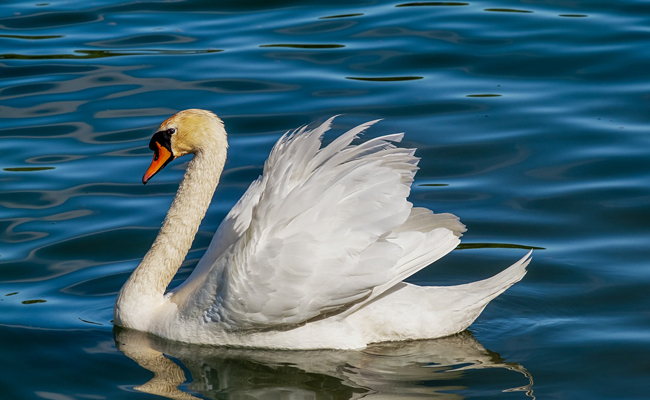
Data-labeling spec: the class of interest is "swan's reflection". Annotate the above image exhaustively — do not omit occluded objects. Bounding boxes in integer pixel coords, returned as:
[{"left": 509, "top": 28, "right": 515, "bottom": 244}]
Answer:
[{"left": 114, "top": 327, "right": 534, "bottom": 400}]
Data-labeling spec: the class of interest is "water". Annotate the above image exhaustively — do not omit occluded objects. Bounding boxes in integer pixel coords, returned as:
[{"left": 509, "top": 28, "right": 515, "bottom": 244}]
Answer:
[{"left": 1, "top": 0, "right": 649, "bottom": 398}]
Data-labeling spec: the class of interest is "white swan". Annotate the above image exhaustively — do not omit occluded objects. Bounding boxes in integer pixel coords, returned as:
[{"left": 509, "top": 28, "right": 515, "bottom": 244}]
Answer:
[{"left": 114, "top": 109, "right": 531, "bottom": 350}]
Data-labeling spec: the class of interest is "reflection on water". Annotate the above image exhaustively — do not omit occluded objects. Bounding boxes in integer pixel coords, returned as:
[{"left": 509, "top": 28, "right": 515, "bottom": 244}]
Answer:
[
  {"left": 2, "top": 0, "right": 649, "bottom": 398},
  {"left": 115, "top": 328, "right": 534, "bottom": 400},
  {"left": 456, "top": 243, "right": 544, "bottom": 251}
]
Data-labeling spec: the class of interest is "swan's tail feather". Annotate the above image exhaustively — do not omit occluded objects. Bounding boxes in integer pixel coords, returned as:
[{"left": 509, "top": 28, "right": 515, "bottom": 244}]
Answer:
[
  {"left": 425, "top": 250, "right": 532, "bottom": 336},
  {"left": 346, "top": 252, "right": 531, "bottom": 342},
  {"left": 444, "top": 250, "right": 531, "bottom": 309},
  {"left": 475, "top": 250, "right": 531, "bottom": 297}
]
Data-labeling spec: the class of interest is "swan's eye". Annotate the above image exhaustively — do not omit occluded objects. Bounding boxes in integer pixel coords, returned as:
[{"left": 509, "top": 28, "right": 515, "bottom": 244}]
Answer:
[{"left": 169, "top": 128, "right": 176, "bottom": 134}]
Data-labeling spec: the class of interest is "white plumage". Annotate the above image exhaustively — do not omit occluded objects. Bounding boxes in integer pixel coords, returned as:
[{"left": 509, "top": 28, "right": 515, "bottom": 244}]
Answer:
[{"left": 114, "top": 109, "right": 530, "bottom": 349}]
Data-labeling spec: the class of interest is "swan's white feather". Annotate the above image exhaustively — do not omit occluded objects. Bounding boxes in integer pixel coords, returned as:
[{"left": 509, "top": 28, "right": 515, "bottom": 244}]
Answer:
[
  {"left": 347, "top": 250, "right": 531, "bottom": 342},
  {"left": 116, "top": 111, "right": 531, "bottom": 349},
  {"left": 176, "top": 119, "right": 451, "bottom": 329}
]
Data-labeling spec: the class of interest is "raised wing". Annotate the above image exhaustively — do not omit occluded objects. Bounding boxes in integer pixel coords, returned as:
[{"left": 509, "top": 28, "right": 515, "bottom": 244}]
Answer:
[{"left": 174, "top": 118, "right": 449, "bottom": 330}]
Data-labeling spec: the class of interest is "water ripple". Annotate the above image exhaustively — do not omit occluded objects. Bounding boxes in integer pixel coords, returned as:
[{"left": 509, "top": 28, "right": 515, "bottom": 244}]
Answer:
[{"left": 1, "top": 0, "right": 649, "bottom": 398}]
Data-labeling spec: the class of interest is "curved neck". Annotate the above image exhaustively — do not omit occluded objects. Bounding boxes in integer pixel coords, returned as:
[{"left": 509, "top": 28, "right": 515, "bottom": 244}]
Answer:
[{"left": 115, "top": 147, "right": 226, "bottom": 325}]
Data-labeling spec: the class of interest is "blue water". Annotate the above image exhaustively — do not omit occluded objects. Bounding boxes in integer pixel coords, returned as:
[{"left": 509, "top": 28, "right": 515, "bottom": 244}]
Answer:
[{"left": 2, "top": 0, "right": 649, "bottom": 398}]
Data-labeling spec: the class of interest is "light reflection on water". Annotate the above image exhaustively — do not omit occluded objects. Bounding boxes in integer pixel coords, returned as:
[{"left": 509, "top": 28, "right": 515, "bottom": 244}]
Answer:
[
  {"left": 115, "top": 328, "right": 534, "bottom": 400},
  {"left": 1, "top": 0, "right": 649, "bottom": 399}
]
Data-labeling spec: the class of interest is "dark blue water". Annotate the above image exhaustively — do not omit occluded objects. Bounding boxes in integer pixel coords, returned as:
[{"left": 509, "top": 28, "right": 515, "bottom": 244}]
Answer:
[{"left": 2, "top": 0, "right": 649, "bottom": 398}]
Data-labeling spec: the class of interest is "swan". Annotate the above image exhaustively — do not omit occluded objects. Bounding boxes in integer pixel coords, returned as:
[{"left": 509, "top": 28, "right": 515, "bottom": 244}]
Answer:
[{"left": 114, "top": 109, "right": 531, "bottom": 350}]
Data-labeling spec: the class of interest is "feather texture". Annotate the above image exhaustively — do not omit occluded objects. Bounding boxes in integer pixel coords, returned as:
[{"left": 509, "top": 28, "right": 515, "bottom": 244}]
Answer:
[
  {"left": 115, "top": 111, "right": 530, "bottom": 349},
  {"left": 179, "top": 119, "right": 428, "bottom": 329}
]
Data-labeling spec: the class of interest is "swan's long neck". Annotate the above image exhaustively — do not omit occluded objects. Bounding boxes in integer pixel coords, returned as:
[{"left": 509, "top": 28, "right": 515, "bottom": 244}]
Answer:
[{"left": 115, "top": 144, "right": 226, "bottom": 328}]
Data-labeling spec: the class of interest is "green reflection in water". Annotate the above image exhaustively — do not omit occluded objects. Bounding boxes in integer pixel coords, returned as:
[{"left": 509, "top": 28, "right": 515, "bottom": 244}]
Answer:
[
  {"left": 396, "top": 2, "right": 469, "bottom": 7},
  {"left": 0, "top": 49, "right": 221, "bottom": 60},
  {"left": 260, "top": 44, "right": 345, "bottom": 49},
  {"left": 457, "top": 243, "right": 545, "bottom": 250},
  {"left": 21, "top": 299, "right": 47, "bottom": 305},
  {"left": 485, "top": 8, "right": 533, "bottom": 13},
  {"left": 319, "top": 13, "right": 364, "bottom": 19},
  {"left": 5, "top": 292, "right": 18, "bottom": 297},
  {"left": 79, "top": 318, "right": 103, "bottom": 326},
  {"left": 3, "top": 167, "right": 55, "bottom": 172},
  {"left": 346, "top": 76, "right": 423, "bottom": 82},
  {"left": 0, "top": 34, "right": 62, "bottom": 40}
]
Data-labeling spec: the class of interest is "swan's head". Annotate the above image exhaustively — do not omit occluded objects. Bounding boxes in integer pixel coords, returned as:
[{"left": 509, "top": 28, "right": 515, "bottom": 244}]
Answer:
[{"left": 143, "top": 109, "right": 227, "bottom": 184}]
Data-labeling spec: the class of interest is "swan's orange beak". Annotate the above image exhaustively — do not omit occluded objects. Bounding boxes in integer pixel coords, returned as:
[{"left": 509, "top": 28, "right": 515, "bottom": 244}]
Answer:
[{"left": 143, "top": 142, "right": 173, "bottom": 184}]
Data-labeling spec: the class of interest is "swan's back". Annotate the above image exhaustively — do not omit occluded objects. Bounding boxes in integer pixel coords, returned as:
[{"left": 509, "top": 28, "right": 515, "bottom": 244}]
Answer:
[{"left": 169, "top": 118, "right": 462, "bottom": 330}]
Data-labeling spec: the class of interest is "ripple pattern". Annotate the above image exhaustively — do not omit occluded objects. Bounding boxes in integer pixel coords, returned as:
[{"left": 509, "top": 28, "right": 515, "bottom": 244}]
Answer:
[{"left": 1, "top": 0, "right": 649, "bottom": 399}]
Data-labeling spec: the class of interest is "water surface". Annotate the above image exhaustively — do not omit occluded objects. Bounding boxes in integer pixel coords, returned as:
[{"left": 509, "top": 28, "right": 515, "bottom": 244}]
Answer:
[{"left": 1, "top": 0, "right": 649, "bottom": 399}]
